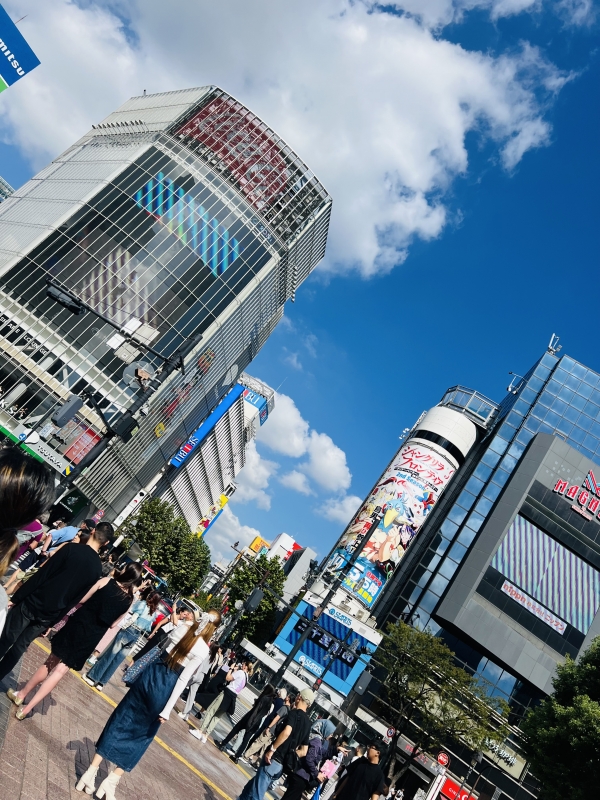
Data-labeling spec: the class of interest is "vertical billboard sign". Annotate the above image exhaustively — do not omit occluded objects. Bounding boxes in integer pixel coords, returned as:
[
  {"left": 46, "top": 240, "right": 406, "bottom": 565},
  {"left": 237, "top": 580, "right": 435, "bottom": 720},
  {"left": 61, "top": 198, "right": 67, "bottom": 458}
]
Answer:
[
  {"left": 0, "top": 5, "right": 40, "bottom": 93},
  {"left": 325, "top": 441, "right": 456, "bottom": 608}
]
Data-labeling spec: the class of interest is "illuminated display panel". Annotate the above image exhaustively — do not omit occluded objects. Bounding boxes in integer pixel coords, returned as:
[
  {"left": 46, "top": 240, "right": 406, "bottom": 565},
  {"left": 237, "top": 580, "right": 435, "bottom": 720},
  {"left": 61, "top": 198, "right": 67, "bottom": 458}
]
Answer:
[{"left": 492, "top": 515, "right": 600, "bottom": 634}]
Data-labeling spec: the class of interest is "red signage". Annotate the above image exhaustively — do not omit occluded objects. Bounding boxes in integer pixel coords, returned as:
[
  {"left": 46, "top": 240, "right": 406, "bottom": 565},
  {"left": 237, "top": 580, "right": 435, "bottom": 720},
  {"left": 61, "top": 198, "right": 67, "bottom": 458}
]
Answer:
[
  {"left": 437, "top": 752, "right": 450, "bottom": 766},
  {"left": 64, "top": 427, "right": 102, "bottom": 465},
  {"left": 440, "top": 777, "right": 477, "bottom": 800},
  {"left": 176, "top": 97, "right": 288, "bottom": 210},
  {"left": 553, "top": 471, "right": 600, "bottom": 522}
]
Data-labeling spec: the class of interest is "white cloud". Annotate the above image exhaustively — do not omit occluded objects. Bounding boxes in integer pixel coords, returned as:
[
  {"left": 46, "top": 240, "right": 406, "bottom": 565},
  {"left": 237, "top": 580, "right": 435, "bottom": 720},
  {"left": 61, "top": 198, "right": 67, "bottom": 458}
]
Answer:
[
  {"left": 302, "top": 431, "right": 352, "bottom": 493},
  {"left": 283, "top": 351, "right": 303, "bottom": 371},
  {"left": 206, "top": 504, "right": 261, "bottom": 564},
  {"left": 280, "top": 470, "right": 314, "bottom": 496},
  {"left": 320, "top": 494, "right": 363, "bottom": 525},
  {"left": 1, "top": 0, "right": 574, "bottom": 276},
  {"left": 257, "top": 394, "right": 310, "bottom": 458},
  {"left": 233, "top": 441, "right": 278, "bottom": 510}
]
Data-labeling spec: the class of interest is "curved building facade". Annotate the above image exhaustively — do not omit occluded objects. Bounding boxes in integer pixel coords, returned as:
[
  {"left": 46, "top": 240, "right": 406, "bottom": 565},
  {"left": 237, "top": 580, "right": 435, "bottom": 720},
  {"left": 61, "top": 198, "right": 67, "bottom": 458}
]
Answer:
[{"left": 0, "top": 87, "right": 331, "bottom": 519}]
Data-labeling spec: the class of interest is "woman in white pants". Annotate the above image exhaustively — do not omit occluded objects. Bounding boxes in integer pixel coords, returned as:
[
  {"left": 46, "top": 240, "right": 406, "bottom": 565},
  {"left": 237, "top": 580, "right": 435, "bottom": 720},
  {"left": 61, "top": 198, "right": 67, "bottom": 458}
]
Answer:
[{"left": 177, "top": 642, "right": 221, "bottom": 721}]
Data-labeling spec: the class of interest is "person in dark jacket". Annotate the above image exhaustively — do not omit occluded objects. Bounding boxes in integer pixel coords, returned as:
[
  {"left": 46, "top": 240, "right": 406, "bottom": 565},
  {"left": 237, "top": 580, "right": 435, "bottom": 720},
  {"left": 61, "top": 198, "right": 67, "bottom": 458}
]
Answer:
[
  {"left": 7, "top": 563, "right": 142, "bottom": 718},
  {"left": 281, "top": 718, "right": 336, "bottom": 800},
  {"left": 216, "top": 683, "right": 277, "bottom": 762},
  {"left": 0, "top": 522, "right": 114, "bottom": 681}
]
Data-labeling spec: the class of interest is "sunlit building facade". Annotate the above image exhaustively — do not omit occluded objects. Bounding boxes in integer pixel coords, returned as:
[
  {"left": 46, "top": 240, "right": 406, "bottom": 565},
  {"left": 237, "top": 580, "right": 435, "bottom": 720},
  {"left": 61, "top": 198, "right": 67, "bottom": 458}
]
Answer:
[{"left": 0, "top": 88, "right": 331, "bottom": 519}]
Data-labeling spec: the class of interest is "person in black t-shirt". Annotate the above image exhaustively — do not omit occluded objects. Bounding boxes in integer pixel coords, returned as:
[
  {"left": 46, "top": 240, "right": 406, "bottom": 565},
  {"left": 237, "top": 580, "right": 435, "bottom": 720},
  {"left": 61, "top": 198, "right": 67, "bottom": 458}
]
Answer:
[
  {"left": 238, "top": 688, "right": 314, "bottom": 800},
  {"left": 0, "top": 522, "right": 113, "bottom": 681},
  {"left": 333, "top": 741, "right": 386, "bottom": 800}
]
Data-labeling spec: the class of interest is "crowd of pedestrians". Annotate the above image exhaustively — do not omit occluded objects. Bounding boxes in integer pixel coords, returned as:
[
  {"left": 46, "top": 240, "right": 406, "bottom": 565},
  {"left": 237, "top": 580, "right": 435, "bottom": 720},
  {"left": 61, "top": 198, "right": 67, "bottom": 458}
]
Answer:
[{"left": 0, "top": 447, "right": 392, "bottom": 800}]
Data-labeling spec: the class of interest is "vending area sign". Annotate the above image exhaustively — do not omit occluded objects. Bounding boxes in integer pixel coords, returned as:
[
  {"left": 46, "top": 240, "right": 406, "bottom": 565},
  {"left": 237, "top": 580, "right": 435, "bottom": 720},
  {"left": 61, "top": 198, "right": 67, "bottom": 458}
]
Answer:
[{"left": 553, "top": 470, "right": 600, "bottom": 523}]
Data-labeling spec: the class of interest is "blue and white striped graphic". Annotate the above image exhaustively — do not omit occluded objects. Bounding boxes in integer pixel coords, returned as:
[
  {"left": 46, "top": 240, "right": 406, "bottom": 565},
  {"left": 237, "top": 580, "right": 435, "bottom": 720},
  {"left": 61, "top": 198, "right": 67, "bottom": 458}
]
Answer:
[
  {"left": 134, "top": 172, "right": 242, "bottom": 277},
  {"left": 492, "top": 515, "right": 600, "bottom": 634}
]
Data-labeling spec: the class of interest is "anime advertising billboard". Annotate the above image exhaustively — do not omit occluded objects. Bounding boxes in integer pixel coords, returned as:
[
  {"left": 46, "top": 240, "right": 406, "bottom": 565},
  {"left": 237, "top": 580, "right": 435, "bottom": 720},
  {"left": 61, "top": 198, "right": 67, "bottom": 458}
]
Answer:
[{"left": 325, "top": 441, "right": 457, "bottom": 608}]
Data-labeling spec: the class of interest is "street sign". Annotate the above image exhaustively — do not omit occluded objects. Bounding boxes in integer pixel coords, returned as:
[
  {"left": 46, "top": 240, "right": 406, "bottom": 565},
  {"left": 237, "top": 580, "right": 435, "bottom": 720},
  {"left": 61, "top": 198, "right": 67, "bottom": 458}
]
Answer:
[
  {"left": 387, "top": 727, "right": 396, "bottom": 739},
  {"left": 437, "top": 752, "right": 450, "bottom": 766}
]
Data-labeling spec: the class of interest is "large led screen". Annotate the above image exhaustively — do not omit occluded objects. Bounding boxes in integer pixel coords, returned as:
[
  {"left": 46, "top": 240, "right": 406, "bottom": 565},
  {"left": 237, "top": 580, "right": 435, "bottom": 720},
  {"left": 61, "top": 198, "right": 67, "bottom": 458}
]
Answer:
[{"left": 492, "top": 515, "right": 600, "bottom": 634}]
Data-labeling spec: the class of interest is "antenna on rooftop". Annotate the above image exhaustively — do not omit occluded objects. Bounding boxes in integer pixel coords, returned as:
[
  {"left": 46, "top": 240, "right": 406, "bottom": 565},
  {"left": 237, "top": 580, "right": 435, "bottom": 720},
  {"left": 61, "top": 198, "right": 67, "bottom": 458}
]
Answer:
[{"left": 548, "top": 333, "right": 562, "bottom": 355}]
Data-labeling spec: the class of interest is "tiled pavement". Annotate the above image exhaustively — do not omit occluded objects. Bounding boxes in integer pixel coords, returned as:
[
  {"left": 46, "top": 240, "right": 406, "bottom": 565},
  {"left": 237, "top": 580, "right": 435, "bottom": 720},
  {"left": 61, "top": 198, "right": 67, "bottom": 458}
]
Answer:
[{"left": 0, "top": 641, "right": 251, "bottom": 800}]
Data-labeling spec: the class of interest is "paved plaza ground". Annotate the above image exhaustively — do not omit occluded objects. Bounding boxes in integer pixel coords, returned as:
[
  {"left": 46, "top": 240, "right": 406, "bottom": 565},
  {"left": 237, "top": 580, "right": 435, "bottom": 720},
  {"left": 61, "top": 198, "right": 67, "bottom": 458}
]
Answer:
[{"left": 0, "top": 639, "right": 257, "bottom": 800}]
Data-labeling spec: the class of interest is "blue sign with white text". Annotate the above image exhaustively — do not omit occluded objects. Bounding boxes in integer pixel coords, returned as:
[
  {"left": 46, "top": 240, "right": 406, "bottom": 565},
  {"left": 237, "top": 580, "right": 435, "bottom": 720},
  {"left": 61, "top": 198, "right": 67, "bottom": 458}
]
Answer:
[
  {"left": 243, "top": 387, "right": 268, "bottom": 425},
  {"left": 170, "top": 384, "right": 245, "bottom": 468},
  {"left": 0, "top": 5, "right": 40, "bottom": 92}
]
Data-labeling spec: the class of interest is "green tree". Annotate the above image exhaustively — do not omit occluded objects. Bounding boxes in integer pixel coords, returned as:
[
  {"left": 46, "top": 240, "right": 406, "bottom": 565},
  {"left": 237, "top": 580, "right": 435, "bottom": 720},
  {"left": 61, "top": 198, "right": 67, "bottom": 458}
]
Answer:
[
  {"left": 521, "top": 636, "right": 600, "bottom": 800},
  {"left": 118, "top": 498, "right": 211, "bottom": 596},
  {"left": 225, "top": 552, "right": 286, "bottom": 644},
  {"left": 375, "top": 621, "right": 508, "bottom": 785}
]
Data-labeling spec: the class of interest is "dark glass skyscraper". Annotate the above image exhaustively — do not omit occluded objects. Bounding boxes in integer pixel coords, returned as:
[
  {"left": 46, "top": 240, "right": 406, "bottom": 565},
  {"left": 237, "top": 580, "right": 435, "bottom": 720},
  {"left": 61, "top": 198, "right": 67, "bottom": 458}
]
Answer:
[{"left": 349, "top": 343, "right": 600, "bottom": 800}]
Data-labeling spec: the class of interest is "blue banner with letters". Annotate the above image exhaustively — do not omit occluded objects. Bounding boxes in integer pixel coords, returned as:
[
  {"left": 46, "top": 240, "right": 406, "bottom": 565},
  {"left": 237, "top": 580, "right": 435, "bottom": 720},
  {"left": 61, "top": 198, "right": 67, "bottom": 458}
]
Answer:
[
  {"left": 0, "top": 5, "right": 40, "bottom": 92},
  {"left": 243, "top": 387, "right": 268, "bottom": 425}
]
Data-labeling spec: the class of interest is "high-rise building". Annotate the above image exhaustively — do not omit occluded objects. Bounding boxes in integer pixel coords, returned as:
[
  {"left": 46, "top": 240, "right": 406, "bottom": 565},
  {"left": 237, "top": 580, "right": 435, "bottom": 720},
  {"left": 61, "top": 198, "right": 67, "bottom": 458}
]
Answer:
[
  {"left": 0, "top": 88, "right": 331, "bottom": 520},
  {"left": 335, "top": 341, "right": 600, "bottom": 800},
  {"left": 0, "top": 175, "right": 13, "bottom": 202},
  {"left": 155, "top": 371, "right": 275, "bottom": 533}
]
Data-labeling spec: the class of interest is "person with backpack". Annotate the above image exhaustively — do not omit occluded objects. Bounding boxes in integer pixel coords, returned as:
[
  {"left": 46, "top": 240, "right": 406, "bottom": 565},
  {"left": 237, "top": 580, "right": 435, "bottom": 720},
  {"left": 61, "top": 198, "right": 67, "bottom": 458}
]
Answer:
[
  {"left": 281, "top": 717, "right": 336, "bottom": 800},
  {"left": 190, "top": 660, "right": 251, "bottom": 743},
  {"left": 237, "top": 688, "right": 314, "bottom": 800}
]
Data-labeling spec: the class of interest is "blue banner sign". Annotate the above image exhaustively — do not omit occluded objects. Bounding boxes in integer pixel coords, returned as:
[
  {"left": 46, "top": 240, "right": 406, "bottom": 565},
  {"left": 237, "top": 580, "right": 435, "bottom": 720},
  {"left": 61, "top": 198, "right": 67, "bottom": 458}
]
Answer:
[
  {"left": 243, "top": 387, "right": 268, "bottom": 425},
  {"left": 170, "top": 383, "right": 244, "bottom": 468},
  {"left": 0, "top": 5, "right": 40, "bottom": 92}
]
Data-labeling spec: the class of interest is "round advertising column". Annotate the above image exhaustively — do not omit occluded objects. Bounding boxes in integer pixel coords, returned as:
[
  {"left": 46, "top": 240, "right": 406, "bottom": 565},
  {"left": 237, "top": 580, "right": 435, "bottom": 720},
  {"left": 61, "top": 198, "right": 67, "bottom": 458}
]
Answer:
[{"left": 325, "top": 406, "right": 478, "bottom": 609}]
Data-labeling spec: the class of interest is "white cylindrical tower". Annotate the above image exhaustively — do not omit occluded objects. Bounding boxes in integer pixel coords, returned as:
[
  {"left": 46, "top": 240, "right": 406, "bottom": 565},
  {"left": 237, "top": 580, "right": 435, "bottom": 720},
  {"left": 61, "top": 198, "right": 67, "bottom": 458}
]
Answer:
[{"left": 324, "top": 405, "right": 478, "bottom": 609}]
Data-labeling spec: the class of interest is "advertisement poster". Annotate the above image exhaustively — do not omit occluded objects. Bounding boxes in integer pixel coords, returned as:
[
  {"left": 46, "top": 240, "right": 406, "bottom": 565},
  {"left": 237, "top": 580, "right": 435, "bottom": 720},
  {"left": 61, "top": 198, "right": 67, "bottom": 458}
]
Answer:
[
  {"left": 0, "top": 5, "right": 40, "bottom": 93},
  {"left": 326, "top": 441, "right": 456, "bottom": 608}
]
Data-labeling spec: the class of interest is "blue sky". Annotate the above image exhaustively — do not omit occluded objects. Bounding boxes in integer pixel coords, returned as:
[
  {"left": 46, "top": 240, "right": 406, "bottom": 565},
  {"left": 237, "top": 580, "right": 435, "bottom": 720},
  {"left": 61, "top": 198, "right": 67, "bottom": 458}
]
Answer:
[{"left": 0, "top": 1, "right": 598, "bottom": 563}]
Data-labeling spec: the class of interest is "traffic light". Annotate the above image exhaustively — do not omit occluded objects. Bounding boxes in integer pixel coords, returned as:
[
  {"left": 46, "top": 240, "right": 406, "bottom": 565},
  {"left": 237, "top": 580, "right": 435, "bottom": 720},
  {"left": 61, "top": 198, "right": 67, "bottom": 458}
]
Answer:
[
  {"left": 354, "top": 671, "right": 373, "bottom": 695},
  {"left": 51, "top": 395, "right": 84, "bottom": 427}
]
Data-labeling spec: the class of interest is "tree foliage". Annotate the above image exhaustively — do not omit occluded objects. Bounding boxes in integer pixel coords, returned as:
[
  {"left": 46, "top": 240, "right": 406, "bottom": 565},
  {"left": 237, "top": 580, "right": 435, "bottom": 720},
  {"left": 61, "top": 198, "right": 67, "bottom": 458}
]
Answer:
[
  {"left": 521, "top": 636, "right": 600, "bottom": 800},
  {"left": 118, "top": 497, "right": 211, "bottom": 596},
  {"left": 225, "top": 552, "right": 286, "bottom": 644},
  {"left": 375, "top": 621, "right": 508, "bottom": 784}
]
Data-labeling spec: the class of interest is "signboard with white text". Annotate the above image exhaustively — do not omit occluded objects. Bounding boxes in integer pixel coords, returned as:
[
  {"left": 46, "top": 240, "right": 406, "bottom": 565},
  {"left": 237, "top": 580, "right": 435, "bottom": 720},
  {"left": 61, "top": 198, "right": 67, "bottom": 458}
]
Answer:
[{"left": 0, "top": 5, "right": 40, "bottom": 93}]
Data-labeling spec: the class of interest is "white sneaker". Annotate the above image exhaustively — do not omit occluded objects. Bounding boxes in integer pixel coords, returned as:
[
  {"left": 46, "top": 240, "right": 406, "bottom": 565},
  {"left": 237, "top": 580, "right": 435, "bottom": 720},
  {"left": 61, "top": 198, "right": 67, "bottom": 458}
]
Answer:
[
  {"left": 83, "top": 676, "right": 95, "bottom": 687},
  {"left": 190, "top": 729, "right": 204, "bottom": 741},
  {"left": 178, "top": 712, "right": 188, "bottom": 720}
]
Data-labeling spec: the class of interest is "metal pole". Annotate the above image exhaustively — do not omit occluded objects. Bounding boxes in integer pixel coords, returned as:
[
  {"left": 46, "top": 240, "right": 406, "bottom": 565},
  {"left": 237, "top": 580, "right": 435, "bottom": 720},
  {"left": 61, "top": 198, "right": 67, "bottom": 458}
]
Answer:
[{"left": 272, "top": 507, "right": 383, "bottom": 687}]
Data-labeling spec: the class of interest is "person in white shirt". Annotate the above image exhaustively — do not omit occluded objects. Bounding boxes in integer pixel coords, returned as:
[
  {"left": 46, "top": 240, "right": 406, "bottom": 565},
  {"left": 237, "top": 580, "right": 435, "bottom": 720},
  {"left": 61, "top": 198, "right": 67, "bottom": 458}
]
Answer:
[
  {"left": 190, "top": 660, "right": 251, "bottom": 743},
  {"left": 76, "top": 610, "right": 221, "bottom": 799}
]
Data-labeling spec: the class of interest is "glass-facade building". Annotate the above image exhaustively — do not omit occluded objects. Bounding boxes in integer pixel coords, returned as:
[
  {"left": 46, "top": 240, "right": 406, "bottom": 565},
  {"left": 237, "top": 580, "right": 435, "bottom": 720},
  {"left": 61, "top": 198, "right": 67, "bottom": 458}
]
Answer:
[
  {"left": 0, "top": 88, "right": 331, "bottom": 519},
  {"left": 354, "top": 346, "right": 600, "bottom": 800}
]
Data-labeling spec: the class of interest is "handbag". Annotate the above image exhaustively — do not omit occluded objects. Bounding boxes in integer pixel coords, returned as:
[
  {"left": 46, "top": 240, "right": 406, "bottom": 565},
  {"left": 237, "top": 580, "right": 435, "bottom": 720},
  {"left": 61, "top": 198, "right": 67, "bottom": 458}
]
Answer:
[{"left": 122, "top": 641, "right": 164, "bottom": 686}]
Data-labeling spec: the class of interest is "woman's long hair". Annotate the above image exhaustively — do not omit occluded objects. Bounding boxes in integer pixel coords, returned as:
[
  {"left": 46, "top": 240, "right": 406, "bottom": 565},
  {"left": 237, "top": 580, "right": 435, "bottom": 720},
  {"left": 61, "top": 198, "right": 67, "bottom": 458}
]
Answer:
[
  {"left": 144, "top": 590, "right": 161, "bottom": 615},
  {"left": 248, "top": 683, "right": 277, "bottom": 727},
  {"left": 165, "top": 610, "right": 222, "bottom": 669},
  {"left": 114, "top": 562, "right": 143, "bottom": 597},
  {"left": 0, "top": 448, "right": 55, "bottom": 578}
]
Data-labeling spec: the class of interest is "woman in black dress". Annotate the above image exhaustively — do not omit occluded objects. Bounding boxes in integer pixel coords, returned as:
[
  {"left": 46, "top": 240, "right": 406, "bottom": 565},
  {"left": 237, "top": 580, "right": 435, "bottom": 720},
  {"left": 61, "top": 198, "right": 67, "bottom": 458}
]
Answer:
[{"left": 8, "top": 562, "right": 143, "bottom": 718}]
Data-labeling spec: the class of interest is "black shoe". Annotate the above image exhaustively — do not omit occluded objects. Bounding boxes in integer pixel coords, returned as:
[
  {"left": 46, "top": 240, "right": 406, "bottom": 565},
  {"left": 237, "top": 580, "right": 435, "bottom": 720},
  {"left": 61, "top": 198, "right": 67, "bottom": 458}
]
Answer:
[
  {"left": 215, "top": 741, "right": 225, "bottom": 750},
  {"left": 231, "top": 755, "right": 239, "bottom": 764}
]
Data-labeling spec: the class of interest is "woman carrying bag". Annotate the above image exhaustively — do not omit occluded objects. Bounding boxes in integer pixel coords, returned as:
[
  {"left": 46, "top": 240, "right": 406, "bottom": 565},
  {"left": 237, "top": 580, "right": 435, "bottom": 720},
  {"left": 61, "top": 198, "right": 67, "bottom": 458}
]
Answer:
[
  {"left": 281, "top": 718, "right": 336, "bottom": 800},
  {"left": 76, "top": 610, "right": 221, "bottom": 799}
]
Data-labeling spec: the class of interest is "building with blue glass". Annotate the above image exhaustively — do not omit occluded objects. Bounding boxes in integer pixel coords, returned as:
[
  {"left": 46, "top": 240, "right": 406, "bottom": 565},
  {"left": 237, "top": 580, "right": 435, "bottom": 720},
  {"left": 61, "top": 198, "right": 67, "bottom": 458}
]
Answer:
[{"left": 336, "top": 343, "right": 600, "bottom": 800}]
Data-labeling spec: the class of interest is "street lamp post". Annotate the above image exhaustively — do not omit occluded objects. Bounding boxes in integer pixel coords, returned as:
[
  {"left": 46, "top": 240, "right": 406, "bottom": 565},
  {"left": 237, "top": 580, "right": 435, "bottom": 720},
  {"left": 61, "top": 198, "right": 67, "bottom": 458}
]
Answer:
[{"left": 271, "top": 507, "right": 383, "bottom": 688}]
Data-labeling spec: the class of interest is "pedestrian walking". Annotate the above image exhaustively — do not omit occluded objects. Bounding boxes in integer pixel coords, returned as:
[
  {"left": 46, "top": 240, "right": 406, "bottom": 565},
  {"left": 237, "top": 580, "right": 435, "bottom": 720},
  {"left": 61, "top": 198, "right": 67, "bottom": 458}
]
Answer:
[
  {"left": 190, "top": 660, "right": 251, "bottom": 743},
  {"left": 177, "top": 643, "right": 222, "bottom": 721},
  {"left": 320, "top": 743, "right": 364, "bottom": 800},
  {"left": 238, "top": 688, "right": 315, "bottom": 800},
  {"left": 132, "top": 603, "right": 198, "bottom": 663},
  {"left": 0, "top": 522, "right": 114, "bottom": 681},
  {"left": 84, "top": 588, "right": 161, "bottom": 691},
  {"left": 76, "top": 610, "right": 221, "bottom": 799},
  {"left": 332, "top": 742, "right": 386, "bottom": 800},
  {"left": 6, "top": 563, "right": 143, "bottom": 718},
  {"left": 217, "top": 683, "right": 277, "bottom": 762},
  {"left": 0, "top": 449, "right": 55, "bottom": 637},
  {"left": 281, "top": 718, "right": 337, "bottom": 800},
  {"left": 244, "top": 691, "right": 292, "bottom": 766}
]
